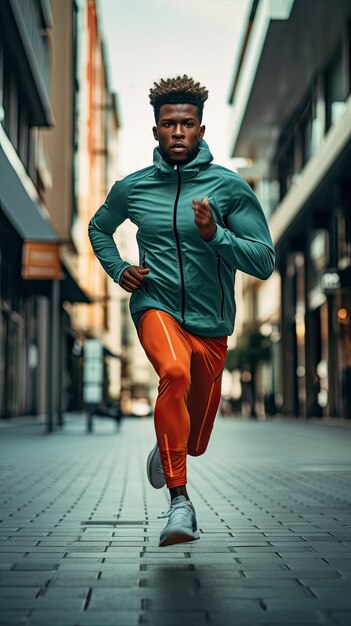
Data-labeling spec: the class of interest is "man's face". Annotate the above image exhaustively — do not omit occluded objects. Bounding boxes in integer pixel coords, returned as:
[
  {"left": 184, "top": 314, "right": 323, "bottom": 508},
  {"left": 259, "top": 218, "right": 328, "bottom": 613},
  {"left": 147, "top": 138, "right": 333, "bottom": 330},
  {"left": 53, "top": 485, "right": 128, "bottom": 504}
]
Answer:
[{"left": 153, "top": 103, "right": 205, "bottom": 166}]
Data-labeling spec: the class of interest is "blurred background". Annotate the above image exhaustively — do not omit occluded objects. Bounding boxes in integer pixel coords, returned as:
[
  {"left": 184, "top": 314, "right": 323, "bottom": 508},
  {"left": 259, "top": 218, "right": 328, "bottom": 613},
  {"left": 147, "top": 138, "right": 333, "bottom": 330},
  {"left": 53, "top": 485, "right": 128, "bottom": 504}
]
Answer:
[{"left": 0, "top": 0, "right": 350, "bottom": 429}]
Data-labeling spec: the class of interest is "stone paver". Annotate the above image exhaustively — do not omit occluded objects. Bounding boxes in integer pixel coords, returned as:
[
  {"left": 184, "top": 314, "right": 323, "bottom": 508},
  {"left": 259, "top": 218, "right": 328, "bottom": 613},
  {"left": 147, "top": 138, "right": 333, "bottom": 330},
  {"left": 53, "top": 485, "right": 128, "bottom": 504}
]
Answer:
[{"left": 0, "top": 414, "right": 351, "bottom": 625}]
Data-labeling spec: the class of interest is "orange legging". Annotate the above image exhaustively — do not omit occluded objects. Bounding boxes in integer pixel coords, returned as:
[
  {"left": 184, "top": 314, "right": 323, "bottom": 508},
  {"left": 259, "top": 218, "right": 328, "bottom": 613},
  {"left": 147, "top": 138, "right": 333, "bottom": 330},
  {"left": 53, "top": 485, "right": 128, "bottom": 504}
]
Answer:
[{"left": 137, "top": 309, "right": 228, "bottom": 488}]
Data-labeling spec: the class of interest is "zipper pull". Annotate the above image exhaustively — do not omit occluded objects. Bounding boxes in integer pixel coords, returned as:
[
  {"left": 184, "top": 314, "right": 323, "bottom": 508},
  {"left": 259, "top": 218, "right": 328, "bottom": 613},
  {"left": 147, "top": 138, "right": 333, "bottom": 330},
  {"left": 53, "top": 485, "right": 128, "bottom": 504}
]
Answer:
[{"left": 174, "top": 164, "right": 178, "bottom": 171}]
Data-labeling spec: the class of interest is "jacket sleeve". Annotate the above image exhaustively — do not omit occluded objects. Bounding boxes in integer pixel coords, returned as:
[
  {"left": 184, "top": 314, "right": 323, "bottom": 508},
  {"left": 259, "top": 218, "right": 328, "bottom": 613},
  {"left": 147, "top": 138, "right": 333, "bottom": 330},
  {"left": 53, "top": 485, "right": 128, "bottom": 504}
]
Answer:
[
  {"left": 88, "top": 180, "right": 131, "bottom": 285},
  {"left": 205, "top": 176, "right": 275, "bottom": 280}
]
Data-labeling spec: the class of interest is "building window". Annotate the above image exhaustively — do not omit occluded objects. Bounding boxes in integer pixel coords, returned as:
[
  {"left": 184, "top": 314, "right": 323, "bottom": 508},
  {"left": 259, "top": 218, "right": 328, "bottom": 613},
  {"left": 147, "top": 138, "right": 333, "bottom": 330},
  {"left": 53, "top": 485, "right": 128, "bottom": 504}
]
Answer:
[
  {"left": 17, "top": 99, "right": 30, "bottom": 168},
  {"left": 301, "top": 92, "right": 322, "bottom": 166},
  {"left": 308, "top": 229, "right": 329, "bottom": 310},
  {"left": 301, "top": 104, "right": 313, "bottom": 166},
  {"left": 3, "top": 59, "right": 18, "bottom": 150},
  {"left": 2, "top": 56, "right": 32, "bottom": 174},
  {"left": 326, "top": 43, "right": 348, "bottom": 129},
  {"left": 277, "top": 136, "right": 295, "bottom": 200}
]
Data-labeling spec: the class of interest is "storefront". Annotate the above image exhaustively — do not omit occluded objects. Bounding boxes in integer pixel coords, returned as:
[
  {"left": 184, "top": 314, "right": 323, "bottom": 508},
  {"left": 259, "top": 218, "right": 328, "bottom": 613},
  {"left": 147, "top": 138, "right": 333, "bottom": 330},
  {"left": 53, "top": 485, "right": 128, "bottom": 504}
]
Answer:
[
  {"left": 278, "top": 153, "right": 351, "bottom": 419},
  {"left": 0, "top": 144, "right": 59, "bottom": 421}
]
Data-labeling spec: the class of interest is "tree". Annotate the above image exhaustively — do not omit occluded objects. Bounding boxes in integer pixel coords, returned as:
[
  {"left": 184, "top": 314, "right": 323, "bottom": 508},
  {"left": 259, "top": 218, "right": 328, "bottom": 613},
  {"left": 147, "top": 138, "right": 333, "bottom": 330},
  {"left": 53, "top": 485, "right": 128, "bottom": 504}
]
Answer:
[{"left": 226, "top": 329, "right": 272, "bottom": 418}]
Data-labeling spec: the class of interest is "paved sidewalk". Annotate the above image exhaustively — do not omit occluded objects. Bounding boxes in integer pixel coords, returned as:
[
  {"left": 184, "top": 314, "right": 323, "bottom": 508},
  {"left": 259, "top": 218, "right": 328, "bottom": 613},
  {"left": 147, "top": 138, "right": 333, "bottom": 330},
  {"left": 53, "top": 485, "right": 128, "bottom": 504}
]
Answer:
[{"left": 0, "top": 414, "right": 351, "bottom": 626}]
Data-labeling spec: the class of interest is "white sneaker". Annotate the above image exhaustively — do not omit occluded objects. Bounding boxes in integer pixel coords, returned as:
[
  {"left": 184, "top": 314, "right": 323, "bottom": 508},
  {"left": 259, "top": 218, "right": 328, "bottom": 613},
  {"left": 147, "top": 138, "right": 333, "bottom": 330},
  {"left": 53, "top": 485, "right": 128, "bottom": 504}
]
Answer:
[
  {"left": 158, "top": 495, "right": 199, "bottom": 547},
  {"left": 146, "top": 442, "right": 166, "bottom": 489}
]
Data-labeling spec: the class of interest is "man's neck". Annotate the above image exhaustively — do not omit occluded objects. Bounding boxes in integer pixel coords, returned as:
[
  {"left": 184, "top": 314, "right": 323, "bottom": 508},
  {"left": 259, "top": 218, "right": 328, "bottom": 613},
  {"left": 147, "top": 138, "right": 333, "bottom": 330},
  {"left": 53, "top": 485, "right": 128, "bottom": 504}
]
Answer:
[{"left": 158, "top": 146, "right": 200, "bottom": 168}]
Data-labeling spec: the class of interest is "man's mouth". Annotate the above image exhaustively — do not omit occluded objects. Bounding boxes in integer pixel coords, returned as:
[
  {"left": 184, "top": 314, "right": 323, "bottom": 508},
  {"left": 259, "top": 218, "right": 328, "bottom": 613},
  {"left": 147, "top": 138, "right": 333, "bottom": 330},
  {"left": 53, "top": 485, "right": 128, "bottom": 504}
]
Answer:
[{"left": 170, "top": 143, "right": 187, "bottom": 152}]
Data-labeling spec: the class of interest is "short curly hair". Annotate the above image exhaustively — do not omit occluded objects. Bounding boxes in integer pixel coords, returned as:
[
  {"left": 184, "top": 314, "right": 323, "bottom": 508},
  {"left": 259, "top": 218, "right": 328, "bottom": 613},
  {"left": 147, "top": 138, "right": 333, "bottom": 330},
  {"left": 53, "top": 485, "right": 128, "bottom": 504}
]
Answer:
[{"left": 149, "top": 75, "right": 209, "bottom": 123}]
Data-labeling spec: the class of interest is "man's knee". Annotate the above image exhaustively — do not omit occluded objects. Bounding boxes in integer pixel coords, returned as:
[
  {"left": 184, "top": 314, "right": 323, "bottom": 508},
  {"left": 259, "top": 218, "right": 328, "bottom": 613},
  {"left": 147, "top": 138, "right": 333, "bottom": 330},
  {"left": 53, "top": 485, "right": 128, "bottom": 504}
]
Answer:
[{"left": 161, "top": 363, "right": 190, "bottom": 397}]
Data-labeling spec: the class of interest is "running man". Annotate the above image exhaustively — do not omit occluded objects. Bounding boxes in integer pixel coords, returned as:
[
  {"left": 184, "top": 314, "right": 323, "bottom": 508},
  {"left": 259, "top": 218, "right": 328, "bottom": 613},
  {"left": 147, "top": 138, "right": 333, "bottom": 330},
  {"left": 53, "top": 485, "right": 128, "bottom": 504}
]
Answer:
[{"left": 88, "top": 75, "right": 275, "bottom": 547}]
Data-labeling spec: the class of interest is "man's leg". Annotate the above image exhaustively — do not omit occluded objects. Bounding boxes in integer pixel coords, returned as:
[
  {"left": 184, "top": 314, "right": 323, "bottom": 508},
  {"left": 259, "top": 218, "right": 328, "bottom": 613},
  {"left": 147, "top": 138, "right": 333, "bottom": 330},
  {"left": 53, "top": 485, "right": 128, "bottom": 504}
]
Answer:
[
  {"left": 137, "top": 309, "right": 193, "bottom": 491},
  {"left": 186, "top": 336, "right": 228, "bottom": 457}
]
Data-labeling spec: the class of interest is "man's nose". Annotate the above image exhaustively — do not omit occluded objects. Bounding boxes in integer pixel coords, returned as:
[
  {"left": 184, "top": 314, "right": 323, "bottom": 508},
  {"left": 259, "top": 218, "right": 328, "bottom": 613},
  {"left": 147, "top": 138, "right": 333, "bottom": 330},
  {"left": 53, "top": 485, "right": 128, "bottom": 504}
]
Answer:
[{"left": 172, "top": 124, "right": 184, "bottom": 137}]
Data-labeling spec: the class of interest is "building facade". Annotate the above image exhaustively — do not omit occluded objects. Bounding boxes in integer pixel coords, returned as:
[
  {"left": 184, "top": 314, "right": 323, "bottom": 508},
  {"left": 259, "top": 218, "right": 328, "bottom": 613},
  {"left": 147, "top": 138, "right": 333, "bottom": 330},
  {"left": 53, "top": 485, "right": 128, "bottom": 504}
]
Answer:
[
  {"left": 0, "top": 0, "right": 60, "bottom": 425},
  {"left": 228, "top": 0, "right": 351, "bottom": 419},
  {"left": 41, "top": 0, "right": 121, "bottom": 413},
  {"left": 0, "top": 0, "right": 121, "bottom": 425},
  {"left": 70, "top": 0, "right": 121, "bottom": 403}
]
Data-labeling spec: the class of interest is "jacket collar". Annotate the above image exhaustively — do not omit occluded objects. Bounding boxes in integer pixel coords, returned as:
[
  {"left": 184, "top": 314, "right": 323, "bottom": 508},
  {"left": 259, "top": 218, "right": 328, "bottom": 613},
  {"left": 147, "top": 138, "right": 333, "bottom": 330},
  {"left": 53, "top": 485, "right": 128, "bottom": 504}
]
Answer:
[{"left": 153, "top": 139, "right": 213, "bottom": 179}]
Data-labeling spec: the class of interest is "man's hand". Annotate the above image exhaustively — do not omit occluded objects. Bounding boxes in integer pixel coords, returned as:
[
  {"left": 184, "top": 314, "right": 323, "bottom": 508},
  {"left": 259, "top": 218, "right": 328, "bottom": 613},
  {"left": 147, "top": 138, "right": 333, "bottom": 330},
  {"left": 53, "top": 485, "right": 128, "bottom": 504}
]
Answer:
[
  {"left": 120, "top": 266, "right": 150, "bottom": 293},
  {"left": 192, "top": 196, "right": 217, "bottom": 241}
]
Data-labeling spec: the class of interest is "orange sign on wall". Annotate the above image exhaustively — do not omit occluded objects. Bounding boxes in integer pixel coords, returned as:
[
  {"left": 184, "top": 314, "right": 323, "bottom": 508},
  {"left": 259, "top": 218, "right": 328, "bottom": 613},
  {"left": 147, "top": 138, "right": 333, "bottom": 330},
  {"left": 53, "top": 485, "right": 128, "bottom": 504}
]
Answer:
[{"left": 22, "top": 241, "right": 61, "bottom": 280}]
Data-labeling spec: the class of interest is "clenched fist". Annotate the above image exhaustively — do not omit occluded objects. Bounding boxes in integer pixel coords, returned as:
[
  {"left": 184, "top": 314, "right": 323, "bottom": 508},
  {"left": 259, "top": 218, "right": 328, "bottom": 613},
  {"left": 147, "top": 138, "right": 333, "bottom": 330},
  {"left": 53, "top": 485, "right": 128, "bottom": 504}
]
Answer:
[
  {"left": 192, "top": 196, "right": 217, "bottom": 241},
  {"left": 120, "top": 266, "right": 150, "bottom": 293}
]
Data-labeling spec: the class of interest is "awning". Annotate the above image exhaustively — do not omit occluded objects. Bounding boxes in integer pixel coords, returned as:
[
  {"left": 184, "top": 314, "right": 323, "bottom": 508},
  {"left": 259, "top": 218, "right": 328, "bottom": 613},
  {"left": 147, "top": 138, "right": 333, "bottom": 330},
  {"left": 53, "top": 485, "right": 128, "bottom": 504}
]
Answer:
[
  {"left": 61, "top": 263, "right": 92, "bottom": 304},
  {"left": 0, "top": 145, "right": 58, "bottom": 242}
]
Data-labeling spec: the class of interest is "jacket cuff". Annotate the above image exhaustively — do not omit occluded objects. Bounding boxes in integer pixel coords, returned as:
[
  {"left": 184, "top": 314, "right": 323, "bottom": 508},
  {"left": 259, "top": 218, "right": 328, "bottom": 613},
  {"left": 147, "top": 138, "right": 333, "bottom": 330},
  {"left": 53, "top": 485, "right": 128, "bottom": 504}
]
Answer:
[
  {"left": 115, "top": 262, "right": 132, "bottom": 285},
  {"left": 204, "top": 223, "right": 223, "bottom": 247}
]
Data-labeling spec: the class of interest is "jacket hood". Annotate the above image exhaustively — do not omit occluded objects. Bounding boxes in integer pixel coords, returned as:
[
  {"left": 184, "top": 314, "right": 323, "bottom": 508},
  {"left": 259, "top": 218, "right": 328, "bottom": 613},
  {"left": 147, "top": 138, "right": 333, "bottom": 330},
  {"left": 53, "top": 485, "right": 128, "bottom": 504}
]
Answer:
[{"left": 153, "top": 139, "right": 213, "bottom": 177}]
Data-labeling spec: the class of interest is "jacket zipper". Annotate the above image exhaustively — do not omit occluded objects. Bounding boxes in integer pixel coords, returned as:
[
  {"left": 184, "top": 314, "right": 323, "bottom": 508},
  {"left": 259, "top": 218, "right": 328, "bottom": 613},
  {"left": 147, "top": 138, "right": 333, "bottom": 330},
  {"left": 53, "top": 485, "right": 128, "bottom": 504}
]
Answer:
[
  {"left": 173, "top": 166, "right": 185, "bottom": 324},
  {"left": 217, "top": 255, "right": 224, "bottom": 320},
  {"left": 142, "top": 251, "right": 148, "bottom": 293}
]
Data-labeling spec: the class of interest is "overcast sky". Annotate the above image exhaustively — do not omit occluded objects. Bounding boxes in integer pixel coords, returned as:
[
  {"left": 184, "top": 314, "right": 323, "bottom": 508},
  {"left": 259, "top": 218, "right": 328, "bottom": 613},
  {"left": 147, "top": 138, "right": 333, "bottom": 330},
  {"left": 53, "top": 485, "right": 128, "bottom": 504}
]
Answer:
[{"left": 98, "top": 0, "right": 247, "bottom": 176}]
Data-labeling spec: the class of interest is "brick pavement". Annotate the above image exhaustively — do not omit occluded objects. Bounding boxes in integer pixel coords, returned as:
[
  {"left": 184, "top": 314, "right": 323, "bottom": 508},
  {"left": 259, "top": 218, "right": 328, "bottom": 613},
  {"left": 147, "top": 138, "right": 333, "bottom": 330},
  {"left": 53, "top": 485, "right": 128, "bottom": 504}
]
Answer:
[{"left": 0, "top": 414, "right": 351, "bottom": 626}]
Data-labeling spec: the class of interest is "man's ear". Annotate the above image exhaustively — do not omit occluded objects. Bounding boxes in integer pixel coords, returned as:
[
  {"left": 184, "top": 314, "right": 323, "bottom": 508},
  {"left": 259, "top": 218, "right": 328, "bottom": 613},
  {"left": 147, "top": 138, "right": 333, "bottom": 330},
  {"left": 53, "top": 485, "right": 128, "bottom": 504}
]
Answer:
[
  {"left": 152, "top": 126, "right": 158, "bottom": 141},
  {"left": 199, "top": 125, "right": 205, "bottom": 139}
]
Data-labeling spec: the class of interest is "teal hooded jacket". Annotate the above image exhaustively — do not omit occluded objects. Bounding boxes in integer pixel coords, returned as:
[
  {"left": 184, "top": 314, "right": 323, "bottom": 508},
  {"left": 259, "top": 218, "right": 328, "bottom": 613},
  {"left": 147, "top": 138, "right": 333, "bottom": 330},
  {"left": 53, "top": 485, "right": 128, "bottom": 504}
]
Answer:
[{"left": 88, "top": 140, "right": 275, "bottom": 337}]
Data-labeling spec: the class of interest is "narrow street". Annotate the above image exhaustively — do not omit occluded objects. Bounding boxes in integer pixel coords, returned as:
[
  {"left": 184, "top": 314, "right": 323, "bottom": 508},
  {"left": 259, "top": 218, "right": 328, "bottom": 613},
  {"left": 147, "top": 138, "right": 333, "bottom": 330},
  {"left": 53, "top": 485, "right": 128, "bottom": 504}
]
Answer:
[{"left": 0, "top": 415, "right": 350, "bottom": 626}]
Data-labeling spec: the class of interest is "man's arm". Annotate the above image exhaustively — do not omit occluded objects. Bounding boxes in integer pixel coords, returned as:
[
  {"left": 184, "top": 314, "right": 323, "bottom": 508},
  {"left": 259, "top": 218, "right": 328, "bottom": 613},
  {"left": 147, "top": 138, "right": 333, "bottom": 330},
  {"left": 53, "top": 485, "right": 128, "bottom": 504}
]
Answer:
[
  {"left": 88, "top": 180, "right": 150, "bottom": 291},
  {"left": 88, "top": 180, "right": 132, "bottom": 285},
  {"left": 193, "top": 177, "right": 275, "bottom": 280}
]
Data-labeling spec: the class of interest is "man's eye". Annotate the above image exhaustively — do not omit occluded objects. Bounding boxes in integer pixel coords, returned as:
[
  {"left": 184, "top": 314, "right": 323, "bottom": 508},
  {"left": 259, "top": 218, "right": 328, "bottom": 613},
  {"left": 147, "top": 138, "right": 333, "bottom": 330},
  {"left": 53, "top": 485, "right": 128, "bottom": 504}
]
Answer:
[
  {"left": 163, "top": 122, "right": 173, "bottom": 127},
  {"left": 185, "top": 122, "right": 194, "bottom": 127}
]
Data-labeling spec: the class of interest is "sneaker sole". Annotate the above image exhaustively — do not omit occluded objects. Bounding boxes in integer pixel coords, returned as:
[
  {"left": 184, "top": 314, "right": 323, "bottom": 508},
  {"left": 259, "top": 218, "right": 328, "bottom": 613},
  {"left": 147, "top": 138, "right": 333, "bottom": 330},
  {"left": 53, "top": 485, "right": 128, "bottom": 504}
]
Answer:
[
  {"left": 147, "top": 443, "right": 166, "bottom": 489},
  {"left": 159, "top": 530, "right": 199, "bottom": 547}
]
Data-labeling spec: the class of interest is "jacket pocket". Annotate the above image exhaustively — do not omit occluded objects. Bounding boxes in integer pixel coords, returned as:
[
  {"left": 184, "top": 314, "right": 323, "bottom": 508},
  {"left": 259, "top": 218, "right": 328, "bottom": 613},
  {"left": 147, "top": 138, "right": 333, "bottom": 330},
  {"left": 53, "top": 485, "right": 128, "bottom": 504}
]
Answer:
[{"left": 217, "top": 255, "right": 224, "bottom": 321}]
